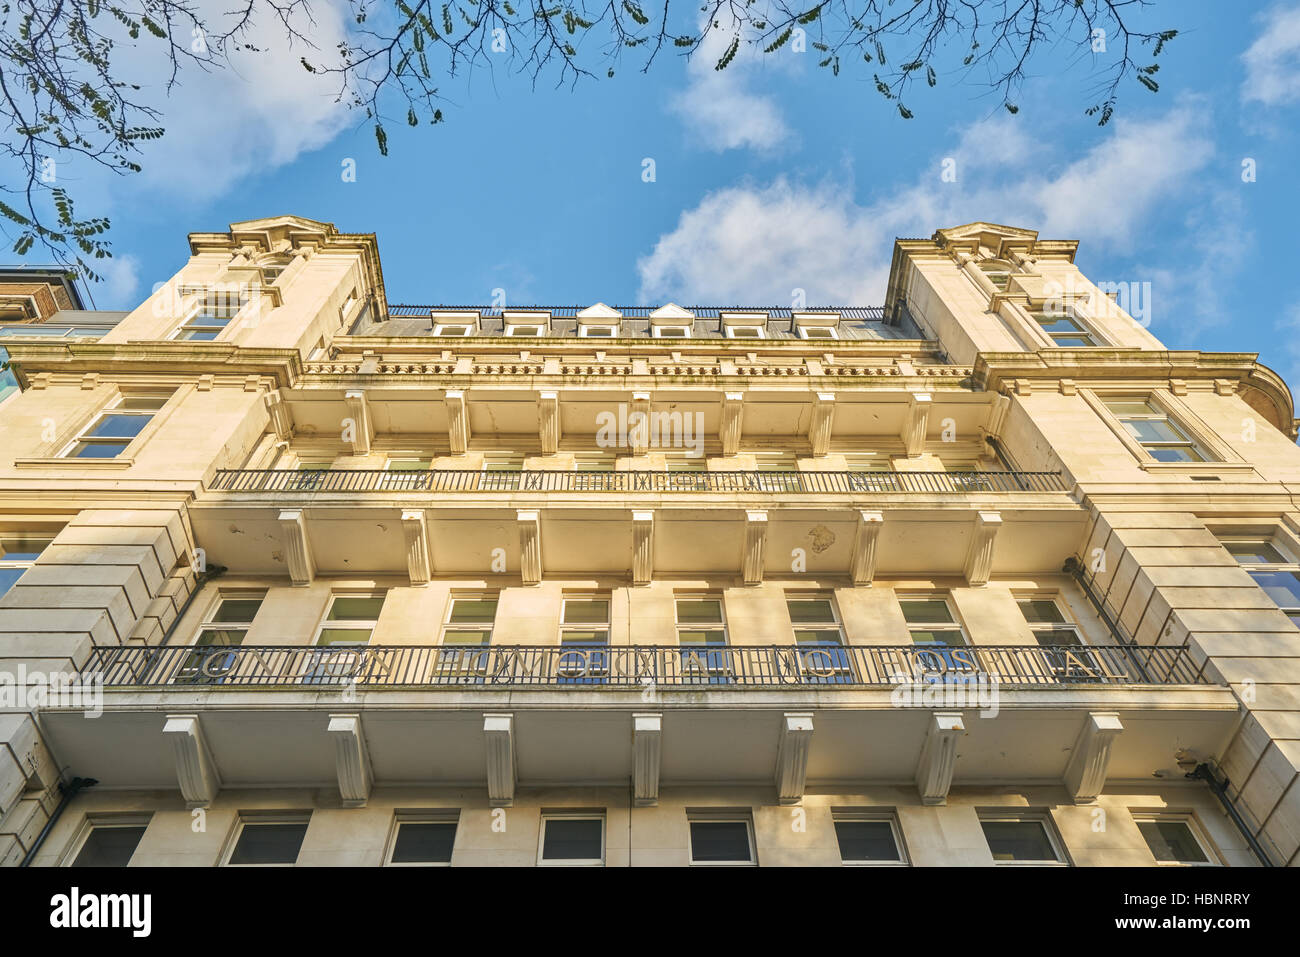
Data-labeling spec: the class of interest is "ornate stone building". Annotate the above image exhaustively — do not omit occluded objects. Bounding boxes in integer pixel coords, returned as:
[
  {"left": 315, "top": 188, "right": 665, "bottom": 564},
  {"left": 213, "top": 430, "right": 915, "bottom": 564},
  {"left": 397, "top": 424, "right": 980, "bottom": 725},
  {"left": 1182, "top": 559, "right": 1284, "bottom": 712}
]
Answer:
[{"left": 0, "top": 216, "right": 1296, "bottom": 866}]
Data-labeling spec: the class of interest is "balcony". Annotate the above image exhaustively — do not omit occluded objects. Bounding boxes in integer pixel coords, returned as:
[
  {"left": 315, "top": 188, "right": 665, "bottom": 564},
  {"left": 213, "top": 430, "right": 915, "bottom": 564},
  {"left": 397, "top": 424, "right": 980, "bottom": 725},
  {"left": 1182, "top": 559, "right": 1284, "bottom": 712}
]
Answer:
[
  {"left": 209, "top": 468, "right": 1068, "bottom": 495},
  {"left": 84, "top": 642, "right": 1206, "bottom": 689}
]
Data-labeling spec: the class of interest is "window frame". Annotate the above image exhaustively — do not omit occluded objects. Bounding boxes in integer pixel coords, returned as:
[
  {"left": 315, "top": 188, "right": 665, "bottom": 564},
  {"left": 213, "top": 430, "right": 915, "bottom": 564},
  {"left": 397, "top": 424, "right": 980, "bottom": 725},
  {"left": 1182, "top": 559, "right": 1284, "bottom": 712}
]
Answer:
[
  {"left": 220, "top": 813, "right": 312, "bottom": 867},
  {"left": 1026, "top": 301, "right": 1104, "bottom": 348},
  {"left": 978, "top": 811, "right": 1070, "bottom": 866},
  {"left": 651, "top": 325, "right": 691, "bottom": 338},
  {"left": 1216, "top": 529, "right": 1300, "bottom": 627},
  {"left": 61, "top": 813, "right": 152, "bottom": 867},
  {"left": 899, "top": 595, "right": 969, "bottom": 647},
  {"left": 537, "top": 811, "right": 607, "bottom": 866},
  {"left": 831, "top": 809, "right": 909, "bottom": 866},
  {"left": 797, "top": 324, "right": 838, "bottom": 340},
  {"left": 687, "top": 811, "right": 757, "bottom": 866},
  {"left": 675, "top": 594, "right": 731, "bottom": 683},
  {"left": 578, "top": 324, "right": 617, "bottom": 338},
  {"left": 504, "top": 324, "right": 544, "bottom": 337},
  {"left": 432, "top": 323, "right": 472, "bottom": 336},
  {"left": 172, "top": 293, "right": 248, "bottom": 342},
  {"left": 57, "top": 391, "right": 175, "bottom": 460},
  {"left": 0, "top": 533, "right": 50, "bottom": 599},
  {"left": 724, "top": 324, "right": 765, "bottom": 339},
  {"left": 1131, "top": 812, "right": 1221, "bottom": 867},
  {"left": 438, "top": 593, "right": 499, "bottom": 680},
  {"left": 177, "top": 591, "right": 266, "bottom": 684},
  {"left": 384, "top": 810, "right": 459, "bottom": 867},
  {"left": 1083, "top": 389, "right": 1238, "bottom": 469}
]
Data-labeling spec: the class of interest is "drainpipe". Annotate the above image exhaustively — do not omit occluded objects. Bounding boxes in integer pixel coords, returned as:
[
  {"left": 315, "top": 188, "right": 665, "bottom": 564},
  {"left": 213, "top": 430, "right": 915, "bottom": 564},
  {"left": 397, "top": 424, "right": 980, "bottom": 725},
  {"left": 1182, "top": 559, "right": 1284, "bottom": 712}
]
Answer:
[
  {"left": 1188, "top": 763, "right": 1274, "bottom": 867},
  {"left": 19, "top": 776, "right": 97, "bottom": 867}
]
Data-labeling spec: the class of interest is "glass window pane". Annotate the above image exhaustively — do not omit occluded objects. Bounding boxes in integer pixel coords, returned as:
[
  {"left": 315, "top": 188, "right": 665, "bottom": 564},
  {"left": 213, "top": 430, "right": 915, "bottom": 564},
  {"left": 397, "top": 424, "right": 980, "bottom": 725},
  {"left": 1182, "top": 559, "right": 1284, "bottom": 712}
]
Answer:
[
  {"left": 1125, "top": 419, "right": 1186, "bottom": 444},
  {"left": 391, "top": 821, "right": 456, "bottom": 863},
  {"left": 1034, "top": 315, "right": 1085, "bottom": 333},
  {"left": 1138, "top": 821, "right": 1209, "bottom": 864},
  {"left": 195, "top": 628, "right": 245, "bottom": 647},
  {"left": 690, "top": 821, "right": 751, "bottom": 862},
  {"left": 1033, "top": 628, "right": 1082, "bottom": 646},
  {"left": 678, "top": 629, "right": 726, "bottom": 646},
  {"left": 981, "top": 821, "right": 1056, "bottom": 862},
  {"left": 85, "top": 413, "right": 151, "bottom": 439},
  {"left": 1103, "top": 398, "right": 1157, "bottom": 416},
  {"left": 449, "top": 599, "right": 498, "bottom": 623},
  {"left": 1249, "top": 570, "right": 1300, "bottom": 609},
  {"left": 1018, "top": 600, "right": 1066, "bottom": 624},
  {"left": 212, "top": 598, "right": 263, "bottom": 623},
  {"left": 1224, "top": 541, "right": 1287, "bottom": 564},
  {"left": 900, "top": 600, "right": 954, "bottom": 624},
  {"left": 116, "top": 395, "right": 170, "bottom": 411},
  {"left": 0, "top": 566, "right": 26, "bottom": 597},
  {"left": 442, "top": 629, "right": 490, "bottom": 646},
  {"left": 910, "top": 630, "right": 964, "bottom": 647},
  {"left": 1147, "top": 445, "right": 1204, "bottom": 463},
  {"left": 71, "top": 441, "right": 129, "bottom": 458},
  {"left": 676, "top": 599, "right": 722, "bottom": 624},
  {"left": 327, "top": 596, "right": 385, "bottom": 620},
  {"left": 317, "top": 628, "right": 372, "bottom": 646},
  {"left": 1051, "top": 335, "right": 1097, "bottom": 347},
  {"left": 561, "top": 630, "right": 608, "bottom": 645},
  {"left": 388, "top": 458, "right": 432, "bottom": 471},
  {"left": 0, "top": 539, "right": 47, "bottom": 561},
  {"left": 542, "top": 819, "right": 603, "bottom": 860},
  {"left": 228, "top": 822, "right": 307, "bottom": 865},
  {"left": 787, "top": 599, "right": 835, "bottom": 624},
  {"left": 835, "top": 821, "right": 900, "bottom": 862},
  {"left": 72, "top": 826, "right": 147, "bottom": 866},
  {"left": 794, "top": 628, "right": 843, "bottom": 646}
]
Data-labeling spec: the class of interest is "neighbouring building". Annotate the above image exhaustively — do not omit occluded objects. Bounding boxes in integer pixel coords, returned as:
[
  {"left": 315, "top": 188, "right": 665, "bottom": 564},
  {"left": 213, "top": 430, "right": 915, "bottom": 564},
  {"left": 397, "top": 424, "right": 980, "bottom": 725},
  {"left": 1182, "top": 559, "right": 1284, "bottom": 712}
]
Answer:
[{"left": 0, "top": 216, "right": 1297, "bottom": 867}]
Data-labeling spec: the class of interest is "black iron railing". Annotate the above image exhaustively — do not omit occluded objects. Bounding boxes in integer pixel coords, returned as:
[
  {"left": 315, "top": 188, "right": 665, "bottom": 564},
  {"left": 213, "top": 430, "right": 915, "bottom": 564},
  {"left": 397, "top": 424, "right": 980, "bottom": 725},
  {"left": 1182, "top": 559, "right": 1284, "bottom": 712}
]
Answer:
[
  {"left": 82, "top": 643, "right": 1207, "bottom": 689},
  {"left": 209, "top": 469, "right": 1068, "bottom": 494}
]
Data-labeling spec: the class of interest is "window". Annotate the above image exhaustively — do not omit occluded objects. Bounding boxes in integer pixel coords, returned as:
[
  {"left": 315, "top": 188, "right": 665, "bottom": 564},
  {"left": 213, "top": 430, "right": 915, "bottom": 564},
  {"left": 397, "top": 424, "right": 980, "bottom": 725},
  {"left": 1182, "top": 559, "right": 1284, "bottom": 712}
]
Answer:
[
  {"left": 676, "top": 596, "right": 730, "bottom": 684},
  {"left": 1134, "top": 815, "right": 1217, "bottom": 866},
  {"left": 480, "top": 453, "right": 524, "bottom": 490},
  {"left": 433, "top": 323, "right": 471, "bottom": 336},
  {"left": 787, "top": 596, "right": 852, "bottom": 683},
  {"left": 61, "top": 393, "right": 171, "bottom": 458},
  {"left": 382, "top": 455, "right": 433, "bottom": 490},
  {"left": 506, "top": 325, "right": 543, "bottom": 337},
  {"left": 386, "top": 813, "right": 458, "bottom": 866},
  {"left": 1218, "top": 533, "right": 1300, "bottom": 627},
  {"left": 69, "top": 820, "right": 149, "bottom": 867},
  {"left": 224, "top": 816, "right": 310, "bottom": 866},
  {"left": 979, "top": 814, "right": 1068, "bottom": 865},
  {"left": 797, "top": 325, "right": 837, "bottom": 340},
  {"left": 833, "top": 813, "right": 907, "bottom": 865},
  {"left": 558, "top": 596, "right": 609, "bottom": 684},
  {"left": 1102, "top": 397, "right": 1210, "bottom": 463},
  {"left": 177, "top": 294, "right": 244, "bottom": 341},
  {"left": 0, "top": 535, "right": 48, "bottom": 598},
  {"left": 901, "top": 597, "right": 970, "bottom": 679},
  {"left": 539, "top": 813, "right": 605, "bottom": 865},
  {"left": 177, "top": 594, "right": 265, "bottom": 684},
  {"left": 688, "top": 815, "right": 756, "bottom": 865},
  {"left": 753, "top": 451, "right": 803, "bottom": 492},
  {"left": 259, "top": 260, "right": 290, "bottom": 284},
  {"left": 977, "top": 260, "right": 1013, "bottom": 291},
  {"left": 652, "top": 325, "right": 690, "bottom": 338},
  {"left": 664, "top": 452, "right": 708, "bottom": 489},
  {"left": 579, "top": 325, "right": 616, "bottom": 337},
  {"left": 725, "top": 325, "right": 764, "bottom": 339},
  {"left": 439, "top": 596, "right": 497, "bottom": 681},
  {"left": 572, "top": 451, "right": 617, "bottom": 490},
  {"left": 307, "top": 594, "right": 385, "bottom": 683},
  {"left": 1030, "top": 308, "right": 1099, "bottom": 347},
  {"left": 1018, "top": 596, "right": 1100, "bottom": 682}
]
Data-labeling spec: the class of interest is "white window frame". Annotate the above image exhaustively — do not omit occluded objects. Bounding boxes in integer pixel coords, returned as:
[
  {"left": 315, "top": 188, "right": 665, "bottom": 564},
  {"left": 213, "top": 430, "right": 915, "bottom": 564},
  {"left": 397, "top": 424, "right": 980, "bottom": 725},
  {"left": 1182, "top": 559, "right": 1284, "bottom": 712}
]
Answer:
[
  {"left": 384, "top": 810, "right": 459, "bottom": 867},
  {"left": 1215, "top": 529, "right": 1300, "bottom": 626},
  {"left": 579, "top": 324, "right": 617, "bottom": 338},
  {"left": 438, "top": 594, "right": 498, "bottom": 678},
  {"left": 537, "top": 811, "right": 607, "bottom": 866},
  {"left": 480, "top": 453, "right": 525, "bottom": 490},
  {"left": 60, "top": 813, "right": 152, "bottom": 867},
  {"left": 505, "top": 324, "right": 544, "bottom": 337},
  {"left": 220, "top": 813, "right": 311, "bottom": 867},
  {"left": 797, "top": 325, "right": 838, "bottom": 340},
  {"left": 57, "top": 392, "right": 173, "bottom": 459},
  {"left": 687, "top": 811, "right": 757, "bottom": 866},
  {"left": 975, "top": 259, "right": 1015, "bottom": 292},
  {"left": 899, "top": 594, "right": 969, "bottom": 646},
  {"left": 172, "top": 293, "right": 248, "bottom": 342},
  {"left": 724, "top": 324, "right": 765, "bottom": 339},
  {"left": 1130, "top": 812, "right": 1222, "bottom": 867},
  {"left": 178, "top": 592, "right": 265, "bottom": 683},
  {"left": 831, "top": 810, "right": 909, "bottom": 866},
  {"left": 1015, "top": 594, "right": 1086, "bottom": 645},
  {"left": 1083, "top": 389, "right": 1238, "bottom": 468},
  {"left": 978, "top": 811, "right": 1070, "bottom": 866},
  {"left": 652, "top": 325, "right": 691, "bottom": 338},
  {"left": 313, "top": 593, "right": 385, "bottom": 647},
  {"left": 433, "top": 323, "right": 472, "bottom": 336}
]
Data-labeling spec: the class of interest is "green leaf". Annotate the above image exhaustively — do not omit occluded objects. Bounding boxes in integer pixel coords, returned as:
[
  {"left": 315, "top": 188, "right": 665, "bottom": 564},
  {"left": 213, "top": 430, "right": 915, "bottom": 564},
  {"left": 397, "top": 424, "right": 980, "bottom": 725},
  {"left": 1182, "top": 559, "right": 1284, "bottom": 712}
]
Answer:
[
  {"left": 375, "top": 122, "right": 389, "bottom": 156},
  {"left": 898, "top": 103, "right": 913, "bottom": 119}
]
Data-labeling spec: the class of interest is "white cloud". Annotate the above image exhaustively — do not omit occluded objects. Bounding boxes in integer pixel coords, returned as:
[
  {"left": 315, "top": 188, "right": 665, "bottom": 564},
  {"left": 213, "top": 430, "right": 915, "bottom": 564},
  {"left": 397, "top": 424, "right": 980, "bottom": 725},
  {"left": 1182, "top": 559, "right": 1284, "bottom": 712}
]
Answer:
[
  {"left": 92, "top": 255, "right": 142, "bottom": 310},
  {"left": 669, "top": 17, "right": 793, "bottom": 152},
  {"left": 1242, "top": 5, "right": 1300, "bottom": 105},
  {"left": 638, "top": 104, "right": 1226, "bottom": 318}
]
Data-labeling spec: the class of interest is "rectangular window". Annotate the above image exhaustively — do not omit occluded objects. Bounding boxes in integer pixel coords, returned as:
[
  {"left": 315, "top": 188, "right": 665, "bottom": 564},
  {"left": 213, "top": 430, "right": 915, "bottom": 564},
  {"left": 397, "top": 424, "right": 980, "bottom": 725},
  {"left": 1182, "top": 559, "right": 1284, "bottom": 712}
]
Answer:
[
  {"left": 224, "top": 816, "right": 310, "bottom": 866},
  {"left": 177, "top": 295, "right": 244, "bottom": 341},
  {"left": 439, "top": 596, "right": 497, "bottom": 681},
  {"left": 1030, "top": 309, "right": 1098, "bottom": 347},
  {"left": 1102, "top": 396, "right": 1210, "bottom": 463},
  {"left": 900, "top": 597, "right": 967, "bottom": 647},
  {"left": 977, "top": 261, "right": 1013, "bottom": 291},
  {"left": 798, "top": 325, "right": 837, "bottom": 339},
  {"left": 558, "top": 596, "right": 610, "bottom": 684},
  {"left": 70, "top": 821, "right": 149, "bottom": 867},
  {"left": 753, "top": 451, "right": 803, "bottom": 492},
  {"left": 833, "top": 813, "right": 907, "bottom": 865},
  {"left": 61, "top": 393, "right": 171, "bottom": 459},
  {"left": 0, "top": 535, "right": 49, "bottom": 598},
  {"left": 787, "top": 595, "right": 852, "bottom": 683},
  {"left": 725, "top": 325, "right": 764, "bottom": 339},
  {"left": 386, "top": 813, "right": 458, "bottom": 866},
  {"left": 177, "top": 594, "right": 265, "bottom": 684},
  {"left": 579, "top": 325, "right": 616, "bottom": 337},
  {"left": 433, "top": 324, "right": 471, "bottom": 336},
  {"left": 979, "top": 815, "right": 1068, "bottom": 865},
  {"left": 1219, "top": 533, "right": 1300, "bottom": 627},
  {"left": 572, "top": 452, "right": 617, "bottom": 490},
  {"left": 382, "top": 455, "right": 433, "bottom": 490},
  {"left": 505, "top": 325, "right": 542, "bottom": 337},
  {"left": 1134, "top": 816, "right": 1217, "bottom": 866},
  {"left": 306, "top": 594, "right": 385, "bottom": 683},
  {"left": 539, "top": 813, "right": 605, "bottom": 865},
  {"left": 688, "top": 815, "right": 756, "bottom": 865},
  {"left": 652, "top": 326, "right": 690, "bottom": 338},
  {"left": 676, "top": 596, "right": 730, "bottom": 684},
  {"left": 480, "top": 454, "right": 524, "bottom": 490}
]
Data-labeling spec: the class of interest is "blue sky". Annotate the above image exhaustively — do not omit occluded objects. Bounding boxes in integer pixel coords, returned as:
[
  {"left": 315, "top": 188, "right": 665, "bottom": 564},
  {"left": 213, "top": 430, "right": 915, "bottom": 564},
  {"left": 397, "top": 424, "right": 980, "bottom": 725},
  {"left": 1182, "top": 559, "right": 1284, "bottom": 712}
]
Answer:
[{"left": 47, "top": 2, "right": 1300, "bottom": 381}]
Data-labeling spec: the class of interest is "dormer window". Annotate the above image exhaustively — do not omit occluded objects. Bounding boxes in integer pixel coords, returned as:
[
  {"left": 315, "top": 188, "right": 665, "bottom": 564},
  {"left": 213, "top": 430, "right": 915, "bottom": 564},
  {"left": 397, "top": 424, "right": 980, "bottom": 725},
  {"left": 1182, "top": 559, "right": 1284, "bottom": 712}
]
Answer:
[
  {"left": 798, "top": 325, "right": 837, "bottom": 340},
  {"left": 653, "top": 326, "right": 690, "bottom": 338},
  {"left": 506, "top": 325, "right": 543, "bottom": 337},
  {"left": 726, "top": 325, "right": 764, "bottom": 339},
  {"left": 580, "top": 325, "right": 617, "bottom": 338},
  {"left": 434, "top": 323, "right": 471, "bottom": 336}
]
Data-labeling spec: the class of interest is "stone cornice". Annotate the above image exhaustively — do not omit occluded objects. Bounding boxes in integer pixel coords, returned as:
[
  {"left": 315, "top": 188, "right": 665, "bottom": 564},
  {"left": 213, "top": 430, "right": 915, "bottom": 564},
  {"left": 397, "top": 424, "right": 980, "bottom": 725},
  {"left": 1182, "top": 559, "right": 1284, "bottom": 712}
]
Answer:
[{"left": 1, "top": 342, "right": 302, "bottom": 389}]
